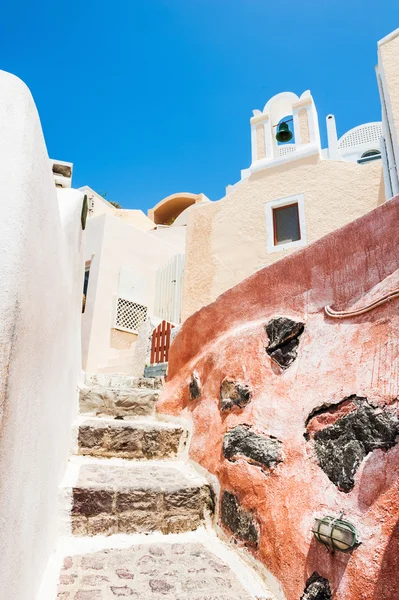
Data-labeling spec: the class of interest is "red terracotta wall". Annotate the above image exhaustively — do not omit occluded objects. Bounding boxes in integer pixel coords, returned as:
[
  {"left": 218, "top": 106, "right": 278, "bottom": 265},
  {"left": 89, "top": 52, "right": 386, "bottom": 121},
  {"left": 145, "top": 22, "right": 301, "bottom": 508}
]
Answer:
[{"left": 157, "top": 196, "right": 399, "bottom": 600}]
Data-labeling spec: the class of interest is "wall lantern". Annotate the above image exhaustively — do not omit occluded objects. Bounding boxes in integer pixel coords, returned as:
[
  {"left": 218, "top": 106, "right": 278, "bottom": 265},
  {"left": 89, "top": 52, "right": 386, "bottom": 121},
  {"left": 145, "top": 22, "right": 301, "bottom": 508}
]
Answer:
[{"left": 313, "top": 515, "right": 358, "bottom": 553}]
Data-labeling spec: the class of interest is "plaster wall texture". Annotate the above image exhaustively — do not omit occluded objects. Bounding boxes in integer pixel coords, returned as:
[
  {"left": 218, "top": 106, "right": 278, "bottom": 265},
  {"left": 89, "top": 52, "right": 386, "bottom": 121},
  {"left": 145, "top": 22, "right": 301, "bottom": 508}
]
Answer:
[
  {"left": 131, "top": 317, "right": 157, "bottom": 377},
  {"left": 182, "top": 154, "right": 383, "bottom": 319},
  {"left": 114, "top": 208, "right": 155, "bottom": 231},
  {"left": 81, "top": 215, "right": 106, "bottom": 372},
  {"left": 378, "top": 29, "right": 399, "bottom": 196},
  {"left": 0, "top": 71, "right": 84, "bottom": 600},
  {"left": 79, "top": 185, "right": 115, "bottom": 218},
  {"left": 379, "top": 31, "right": 399, "bottom": 154},
  {"left": 256, "top": 124, "right": 266, "bottom": 159},
  {"left": 172, "top": 199, "right": 211, "bottom": 227},
  {"left": 299, "top": 108, "right": 310, "bottom": 144},
  {"left": 148, "top": 224, "right": 186, "bottom": 251},
  {"left": 158, "top": 194, "right": 399, "bottom": 600},
  {"left": 78, "top": 186, "right": 155, "bottom": 232},
  {"left": 83, "top": 214, "right": 183, "bottom": 373}
]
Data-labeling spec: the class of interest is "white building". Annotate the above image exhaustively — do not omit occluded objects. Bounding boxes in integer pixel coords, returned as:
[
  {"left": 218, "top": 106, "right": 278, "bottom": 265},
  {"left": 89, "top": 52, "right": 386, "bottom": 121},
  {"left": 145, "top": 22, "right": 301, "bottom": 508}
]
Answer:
[
  {"left": 80, "top": 188, "right": 209, "bottom": 374},
  {"left": 226, "top": 90, "right": 383, "bottom": 197}
]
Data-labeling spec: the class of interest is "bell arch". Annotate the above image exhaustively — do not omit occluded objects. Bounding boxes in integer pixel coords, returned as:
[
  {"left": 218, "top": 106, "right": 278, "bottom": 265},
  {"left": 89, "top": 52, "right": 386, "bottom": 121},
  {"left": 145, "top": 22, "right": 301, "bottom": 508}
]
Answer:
[{"left": 250, "top": 90, "right": 321, "bottom": 167}]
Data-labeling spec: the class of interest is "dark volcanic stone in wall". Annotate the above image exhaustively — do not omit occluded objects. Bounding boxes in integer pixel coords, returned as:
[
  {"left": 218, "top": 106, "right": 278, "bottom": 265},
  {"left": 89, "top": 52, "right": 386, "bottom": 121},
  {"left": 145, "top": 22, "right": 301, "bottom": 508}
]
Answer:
[
  {"left": 301, "top": 572, "right": 332, "bottom": 600},
  {"left": 311, "top": 397, "right": 398, "bottom": 492},
  {"left": 189, "top": 371, "right": 201, "bottom": 400},
  {"left": 223, "top": 424, "right": 282, "bottom": 470},
  {"left": 220, "top": 379, "right": 252, "bottom": 411},
  {"left": 265, "top": 316, "right": 304, "bottom": 369},
  {"left": 221, "top": 491, "right": 259, "bottom": 546}
]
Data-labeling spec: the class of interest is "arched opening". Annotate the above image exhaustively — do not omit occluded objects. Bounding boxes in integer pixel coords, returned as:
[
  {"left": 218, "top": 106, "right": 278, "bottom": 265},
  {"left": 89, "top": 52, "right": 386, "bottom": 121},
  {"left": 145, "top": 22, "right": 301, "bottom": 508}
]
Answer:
[
  {"left": 148, "top": 193, "right": 205, "bottom": 226},
  {"left": 361, "top": 149, "right": 381, "bottom": 158},
  {"left": 357, "top": 148, "right": 382, "bottom": 165}
]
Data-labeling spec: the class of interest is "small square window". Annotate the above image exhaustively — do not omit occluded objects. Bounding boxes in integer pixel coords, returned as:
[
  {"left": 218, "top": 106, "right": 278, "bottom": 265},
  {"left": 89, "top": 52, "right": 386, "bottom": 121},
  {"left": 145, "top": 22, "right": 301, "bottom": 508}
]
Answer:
[{"left": 273, "top": 203, "right": 301, "bottom": 245}]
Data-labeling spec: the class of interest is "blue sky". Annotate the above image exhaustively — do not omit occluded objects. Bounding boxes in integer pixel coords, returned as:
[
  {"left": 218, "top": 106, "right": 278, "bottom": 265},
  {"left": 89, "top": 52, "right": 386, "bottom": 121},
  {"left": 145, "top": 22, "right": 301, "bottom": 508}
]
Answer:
[{"left": 1, "top": 1, "right": 398, "bottom": 210}]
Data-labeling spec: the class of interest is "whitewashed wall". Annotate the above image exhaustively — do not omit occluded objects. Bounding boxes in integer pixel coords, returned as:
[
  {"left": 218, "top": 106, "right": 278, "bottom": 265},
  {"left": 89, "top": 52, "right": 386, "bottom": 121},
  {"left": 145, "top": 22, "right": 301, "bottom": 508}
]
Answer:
[
  {"left": 0, "top": 71, "right": 84, "bottom": 600},
  {"left": 82, "top": 214, "right": 181, "bottom": 373}
]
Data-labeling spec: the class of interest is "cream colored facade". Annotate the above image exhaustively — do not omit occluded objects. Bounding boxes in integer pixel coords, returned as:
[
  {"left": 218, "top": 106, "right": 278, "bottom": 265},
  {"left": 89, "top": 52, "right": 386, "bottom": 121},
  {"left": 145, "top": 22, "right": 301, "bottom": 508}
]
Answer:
[
  {"left": 81, "top": 191, "right": 210, "bottom": 374},
  {"left": 377, "top": 27, "right": 399, "bottom": 198},
  {"left": 82, "top": 212, "right": 185, "bottom": 374},
  {"left": 180, "top": 24, "right": 399, "bottom": 321},
  {"left": 79, "top": 185, "right": 155, "bottom": 231},
  {"left": 183, "top": 154, "right": 383, "bottom": 319},
  {"left": 71, "top": 28, "right": 399, "bottom": 367},
  {"left": 179, "top": 27, "right": 399, "bottom": 320}
]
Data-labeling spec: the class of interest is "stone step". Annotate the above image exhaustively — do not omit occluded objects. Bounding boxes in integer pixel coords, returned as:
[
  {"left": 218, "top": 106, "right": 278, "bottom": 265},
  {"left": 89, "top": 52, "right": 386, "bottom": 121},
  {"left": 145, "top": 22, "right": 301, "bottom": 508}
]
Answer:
[
  {"left": 69, "top": 458, "right": 214, "bottom": 537},
  {"left": 78, "top": 417, "right": 187, "bottom": 460},
  {"left": 80, "top": 387, "right": 160, "bottom": 418},
  {"left": 144, "top": 362, "right": 168, "bottom": 378},
  {"left": 85, "top": 373, "right": 163, "bottom": 389},
  {"left": 57, "top": 536, "right": 275, "bottom": 599}
]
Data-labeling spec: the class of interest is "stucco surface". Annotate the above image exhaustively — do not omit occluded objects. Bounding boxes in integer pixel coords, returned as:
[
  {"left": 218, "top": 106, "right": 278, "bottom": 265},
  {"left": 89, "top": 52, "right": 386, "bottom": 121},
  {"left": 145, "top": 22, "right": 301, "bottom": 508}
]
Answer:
[
  {"left": 256, "top": 124, "right": 266, "bottom": 159},
  {"left": 379, "top": 31, "right": 399, "bottom": 158},
  {"left": 149, "top": 224, "right": 186, "bottom": 251},
  {"left": 115, "top": 208, "right": 155, "bottom": 231},
  {"left": 83, "top": 214, "right": 183, "bottom": 373},
  {"left": 79, "top": 186, "right": 116, "bottom": 219},
  {"left": 299, "top": 108, "right": 310, "bottom": 144},
  {"left": 182, "top": 154, "right": 383, "bottom": 319},
  {"left": 0, "top": 71, "right": 84, "bottom": 600},
  {"left": 158, "top": 195, "right": 399, "bottom": 600}
]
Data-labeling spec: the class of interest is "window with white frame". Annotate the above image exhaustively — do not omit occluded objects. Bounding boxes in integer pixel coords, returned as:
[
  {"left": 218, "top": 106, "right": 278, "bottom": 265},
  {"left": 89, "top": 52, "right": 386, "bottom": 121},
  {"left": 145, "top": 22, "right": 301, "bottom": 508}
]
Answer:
[
  {"left": 273, "top": 203, "right": 300, "bottom": 245},
  {"left": 265, "top": 194, "right": 306, "bottom": 253}
]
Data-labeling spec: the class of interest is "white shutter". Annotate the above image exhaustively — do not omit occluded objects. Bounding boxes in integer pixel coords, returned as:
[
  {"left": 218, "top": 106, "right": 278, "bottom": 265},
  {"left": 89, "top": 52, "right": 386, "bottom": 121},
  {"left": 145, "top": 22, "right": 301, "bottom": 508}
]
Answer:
[
  {"left": 154, "top": 254, "right": 184, "bottom": 324},
  {"left": 112, "top": 268, "right": 148, "bottom": 334}
]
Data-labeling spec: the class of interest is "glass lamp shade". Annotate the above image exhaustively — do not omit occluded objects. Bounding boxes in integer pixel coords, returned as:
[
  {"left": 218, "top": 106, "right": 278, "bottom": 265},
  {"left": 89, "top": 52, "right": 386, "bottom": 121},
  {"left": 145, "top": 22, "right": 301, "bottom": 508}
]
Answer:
[{"left": 313, "top": 516, "right": 357, "bottom": 552}]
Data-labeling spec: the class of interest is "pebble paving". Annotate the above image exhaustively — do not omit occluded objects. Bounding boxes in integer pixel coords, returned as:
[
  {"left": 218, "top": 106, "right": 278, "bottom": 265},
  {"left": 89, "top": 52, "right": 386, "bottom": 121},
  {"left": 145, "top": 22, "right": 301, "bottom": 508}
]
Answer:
[{"left": 57, "top": 542, "right": 253, "bottom": 599}]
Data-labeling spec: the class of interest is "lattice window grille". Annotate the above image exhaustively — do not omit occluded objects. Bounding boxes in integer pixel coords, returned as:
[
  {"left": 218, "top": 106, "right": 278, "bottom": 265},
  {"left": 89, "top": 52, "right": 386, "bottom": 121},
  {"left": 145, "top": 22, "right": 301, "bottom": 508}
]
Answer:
[
  {"left": 115, "top": 297, "right": 147, "bottom": 334},
  {"left": 278, "top": 144, "right": 296, "bottom": 156},
  {"left": 338, "top": 123, "right": 382, "bottom": 149}
]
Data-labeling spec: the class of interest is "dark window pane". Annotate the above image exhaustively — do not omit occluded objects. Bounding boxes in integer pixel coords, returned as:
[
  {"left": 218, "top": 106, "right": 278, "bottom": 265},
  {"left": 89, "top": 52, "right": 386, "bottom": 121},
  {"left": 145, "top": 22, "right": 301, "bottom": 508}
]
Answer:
[
  {"left": 83, "top": 269, "right": 90, "bottom": 296},
  {"left": 273, "top": 204, "right": 300, "bottom": 245}
]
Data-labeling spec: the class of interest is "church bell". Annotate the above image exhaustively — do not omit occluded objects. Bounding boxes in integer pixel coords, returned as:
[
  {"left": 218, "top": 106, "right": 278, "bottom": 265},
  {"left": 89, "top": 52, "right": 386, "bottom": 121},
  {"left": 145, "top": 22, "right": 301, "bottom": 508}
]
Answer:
[{"left": 275, "top": 122, "right": 293, "bottom": 143}]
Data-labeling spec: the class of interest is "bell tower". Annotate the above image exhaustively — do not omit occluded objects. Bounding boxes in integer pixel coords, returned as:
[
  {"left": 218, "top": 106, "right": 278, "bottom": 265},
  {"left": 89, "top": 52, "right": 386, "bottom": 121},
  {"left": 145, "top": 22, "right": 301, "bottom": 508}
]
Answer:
[{"left": 249, "top": 91, "right": 321, "bottom": 171}]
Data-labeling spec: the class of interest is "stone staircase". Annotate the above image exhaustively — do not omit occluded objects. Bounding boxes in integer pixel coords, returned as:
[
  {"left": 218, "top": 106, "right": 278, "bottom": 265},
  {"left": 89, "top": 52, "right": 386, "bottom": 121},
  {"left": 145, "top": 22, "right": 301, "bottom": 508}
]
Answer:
[{"left": 53, "top": 374, "right": 275, "bottom": 599}]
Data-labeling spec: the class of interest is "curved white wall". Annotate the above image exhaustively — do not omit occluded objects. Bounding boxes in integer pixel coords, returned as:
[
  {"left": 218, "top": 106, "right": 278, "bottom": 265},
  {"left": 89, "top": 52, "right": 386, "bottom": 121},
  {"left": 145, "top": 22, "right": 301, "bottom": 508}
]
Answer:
[
  {"left": 0, "top": 71, "right": 84, "bottom": 599},
  {"left": 338, "top": 122, "right": 383, "bottom": 162}
]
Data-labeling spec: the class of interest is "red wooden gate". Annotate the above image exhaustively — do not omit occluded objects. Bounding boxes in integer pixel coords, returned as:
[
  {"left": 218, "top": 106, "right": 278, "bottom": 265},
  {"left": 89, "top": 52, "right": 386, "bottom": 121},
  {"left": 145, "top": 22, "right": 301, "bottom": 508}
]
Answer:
[{"left": 150, "top": 320, "right": 175, "bottom": 364}]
